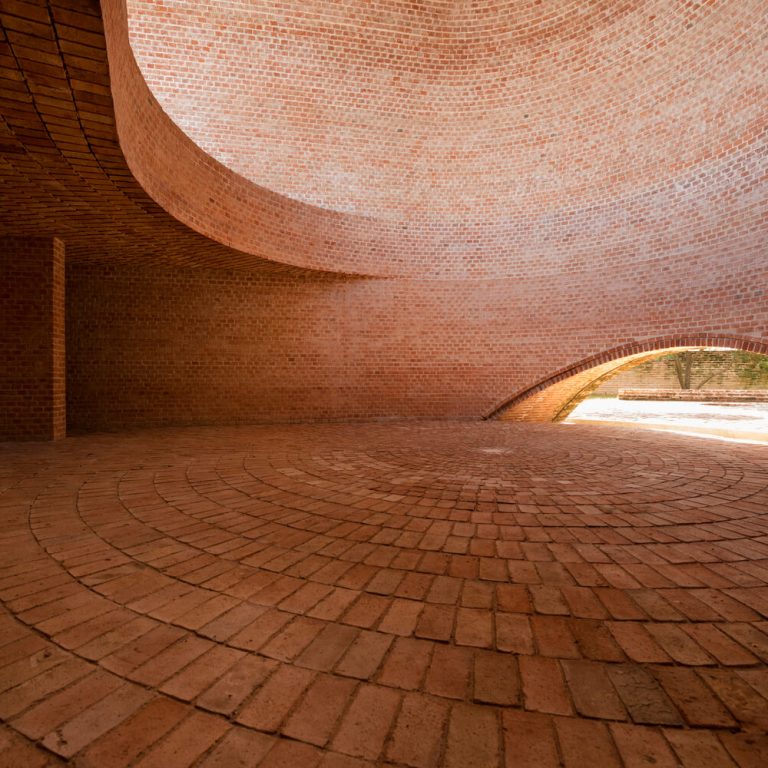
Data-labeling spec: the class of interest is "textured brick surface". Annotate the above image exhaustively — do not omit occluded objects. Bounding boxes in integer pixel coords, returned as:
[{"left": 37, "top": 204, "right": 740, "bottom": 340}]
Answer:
[
  {"left": 0, "top": 3, "right": 767, "bottom": 763},
  {"left": 0, "top": 237, "right": 65, "bottom": 441},
  {"left": 0, "top": 1, "right": 766, "bottom": 437},
  {"left": 125, "top": 0, "right": 768, "bottom": 280},
  {"left": 0, "top": 421, "right": 766, "bottom": 765}
]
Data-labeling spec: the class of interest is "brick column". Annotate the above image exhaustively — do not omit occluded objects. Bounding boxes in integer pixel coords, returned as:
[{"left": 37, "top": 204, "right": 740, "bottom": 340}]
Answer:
[{"left": 0, "top": 237, "right": 66, "bottom": 440}]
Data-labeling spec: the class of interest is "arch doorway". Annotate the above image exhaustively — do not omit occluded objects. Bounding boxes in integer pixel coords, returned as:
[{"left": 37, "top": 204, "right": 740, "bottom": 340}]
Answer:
[{"left": 486, "top": 335, "right": 768, "bottom": 423}]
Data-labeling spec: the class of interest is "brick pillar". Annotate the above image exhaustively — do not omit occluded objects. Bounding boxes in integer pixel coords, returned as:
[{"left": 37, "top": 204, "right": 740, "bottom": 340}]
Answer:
[{"left": 0, "top": 237, "right": 66, "bottom": 440}]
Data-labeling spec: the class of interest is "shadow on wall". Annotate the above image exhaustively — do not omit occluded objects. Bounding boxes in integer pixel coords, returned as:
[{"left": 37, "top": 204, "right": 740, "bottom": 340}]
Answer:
[{"left": 486, "top": 335, "right": 768, "bottom": 423}]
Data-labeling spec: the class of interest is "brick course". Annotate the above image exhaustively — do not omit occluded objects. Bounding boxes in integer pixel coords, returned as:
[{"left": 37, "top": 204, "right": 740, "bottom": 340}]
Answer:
[
  {"left": 0, "top": 237, "right": 65, "bottom": 441},
  {"left": 1, "top": 2, "right": 766, "bottom": 435}
]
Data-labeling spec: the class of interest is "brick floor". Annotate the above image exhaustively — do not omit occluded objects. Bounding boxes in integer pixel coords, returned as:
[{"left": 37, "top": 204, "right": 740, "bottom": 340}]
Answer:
[{"left": 0, "top": 421, "right": 767, "bottom": 766}]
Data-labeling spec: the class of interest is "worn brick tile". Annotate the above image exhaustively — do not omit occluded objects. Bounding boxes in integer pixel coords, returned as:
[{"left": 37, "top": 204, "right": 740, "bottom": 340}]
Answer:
[
  {"left": 531, "top": 615, "right": 580, "bottom": 658},
  {"left": 646, "top": 623, "right": 714, "bottom": 665},
  {"left": 718, "top": 732, "right": 768, "bottom": 768},
  {"left": 282, "top": 674, "right": 357, "bottom": 746},
  {"left": 76, "top": 697, "right": 188, "bottom": 768},
  {"left": 445, "top": 703, "right": 499, "bottom": 768},
  {"left": 502, "top": 710, "right": 559, "bottom": 768},
  {"left": 335, "top": 630, "right": 392, "bottom": 680},
  {"left": 562, "top": 659, "right": 626, "bottom": 720},
  {"left": 196, "top": 728, "right": 274, "bottom": 767},
  {"left": 330, "top": 685, "right": 400, "bottom": 761},
  {"left": 197, "top": 655, "right": 278, "bottom": 715},
  {"left": 607, "top": 622, "right": 672, "bottom": 663},
  {"left": 11, "top": 670, "right": 121, "bottom": 740},
  {"left": 519, "top": 656, "right": 572, "bottom": 716},
  {"left": 554, "top": 717, "right": 622, "bottom": 768},
  {"left": 128, "top": 634, "right": 212, "bottom": 686},
  {"left": 236, "top": 664, "right": 315, "bottom": 731},
  {"left": 698, "top": 668, "right": 768, "bottom": 731},
  {"left": 664, "top": 729, "right": 739, "bottom": 768},
  {"left": 0, "top": 656, "right": 90, "bottom": 719},
  {"left": 378, "top": 598, "right": 422, "bottom": 636},
  {"left": 425, "top": 644, "right": 472, "bottom": 700},
  {"left": 455, "top": 607, "right": 493, "bottom": 648},
  {"left": 606, "top": 664, "right": 682, "bottom": 725},
  {"left": 133, "top": 710, "right": 230, "bottom": 768},
  {"left": 386, "top": 692, "right": 448, "bottom": 768},
  {"left": 161, "top": 644, "right": 245, "bottom": 701},
  {"left": 473, "top": 650, "right": 520, "bottom": 706},
  {"left": 377, "top": 637, "right": 432, "bottom": 690},
  {"left": 609, "top": 723, "right": 679, "bottom": 768},
  {"left": 260, "top": 616, "right": 325, "bottom": 661},
  {"left": 228, "top": 608, "right": 293, "bottom": 651},
  {"left": 297, "top": 623, "right": 360, "bottom": 671},
  {"left": 495, "top": 613, "right": 534, "bottom": 654},
  {"left": 39, "top": 682, "right": 151, "bottom": 758},
  {"left": 414, "top": 604, "right": 454, "bottom": 642},
  {"left": 260, "top": 739, "right": 323, "bottom": 768},
  {"left": 654, "top": 667, "right": 737, "bottom": 727}
]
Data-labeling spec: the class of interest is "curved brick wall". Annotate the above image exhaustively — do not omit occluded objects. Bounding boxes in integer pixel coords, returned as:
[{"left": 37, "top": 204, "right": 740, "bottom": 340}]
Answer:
[
  {"left": 123, "top": 0, "right": 768, "bottom": 277},
  {"left": 1, "top": 1, "right": 767, "bottom": 433},
  {"left": 489, "top": 338, "right": 768, "bottom": 424}
]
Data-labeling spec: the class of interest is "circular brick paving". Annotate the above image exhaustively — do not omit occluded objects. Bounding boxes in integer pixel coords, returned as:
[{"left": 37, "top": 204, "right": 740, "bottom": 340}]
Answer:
[{"left": 1, "top": 422, "right": 767, "bottom": 766}]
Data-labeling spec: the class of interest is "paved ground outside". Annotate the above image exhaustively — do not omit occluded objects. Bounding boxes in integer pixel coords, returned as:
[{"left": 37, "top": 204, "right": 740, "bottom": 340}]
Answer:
[
  {"left": 569, "top": 400, "right": 768, "bottom": 444},
  {"left": 0, "top": 421, "right": 766, "bottom": 767}
]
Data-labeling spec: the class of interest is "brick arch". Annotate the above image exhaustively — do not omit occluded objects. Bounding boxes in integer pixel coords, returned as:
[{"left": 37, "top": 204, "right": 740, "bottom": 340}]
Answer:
[
  {"left": 486, "top": 335, "right": 768, "bottom": 423},
  {"left": 103, "top": 0, "right": 767, "bottom": 280}
]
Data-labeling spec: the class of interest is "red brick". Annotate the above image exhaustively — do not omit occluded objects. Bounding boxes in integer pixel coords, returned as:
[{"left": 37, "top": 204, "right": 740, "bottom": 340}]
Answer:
[
  {"left": 12, "top": 671, "right": 121, "bottom": 740},
  {"left": 445, "top": 703, "right": 499, "bottom": 768},
  {"left": 664, "top": 729, "right": 742, "bottom": 768},
  {"left": 653, "top": 667, "right": 737, "bottom": 727},
  {"left": 330, "top": 685, "right": 400, "bottom": 761},
  {"left": 236, "top": 664, "right": 315, "bottom": 732},
  {"left": 386, "top": 692, "right": 449, "bottom": 768},
  {"left": 335, "top": 630, "right": 392, "bottom": 680},
  {"left": 519, "top": 656, "right": 572, "bottom": 716},
  {"left": 377, "top": 637, "right": 432, "bottom": 690},
  {"left": 424, "top": 644, "right": 472, "bottom": 700},
  {"left": 473, "top": 651, "right": 521, "bottom": 706},
  {"left": 196, "top": 728, "right": 274, "bottom": 767},
  {"left": 40, "top": 683, "right": 152, "bottom": 758},
  {"left": 297, "top": 623, "right": 360, "bottom": 672},
  {"left": 282, "top": 674, "right": 357, "bottom": 746},
  {"left": 606, "top": 664, "right": 682, "bottom": 726},
  {"left": 502, "top": 710, "right": 559, "bottom": 768},
  {"left": 258, "top": 740, "right": 323, "bottom": 768},
  {"left": 554, "top": 718, "right": 622, "bottom": 768},
  {"left": 609, "top": 723, "right": 679, "bottom": 768},
  {"left": 455, "top": 608, "right": 493, "bottom": 648},
  {"left": 561, "top": 660, "right": 625, "bottom": 720},
  {"left": 160, "top": 645, "right": 245, "bottom": 701},
  {"left": 133, "top": 711, "right": 230, "bottom": 768},
  {"left": 495, "top": 613, "right": 534, "bottom": 654},
  {"left": 196, "top": 655, "right": 278, "bottom": 715},
  {"left": 414, "top": 604, "right": 454, "bottom": 642},
  {"left": 77, "top": 697, "right": 188, "bottom": 768}
]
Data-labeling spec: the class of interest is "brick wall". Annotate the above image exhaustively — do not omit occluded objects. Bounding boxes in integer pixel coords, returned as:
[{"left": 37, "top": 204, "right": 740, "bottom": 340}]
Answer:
[
  {"left": 0, "top": 237, "right": 65, "bottom": 441},
  {"left": 66, "top": 258, "right": 768, "bottom": 431},
  {"left": 1, "top": 2, "right": 766, "bottom": 435},
  {"left": 598, "top": 354, "right": 768, "bottom": 395}
]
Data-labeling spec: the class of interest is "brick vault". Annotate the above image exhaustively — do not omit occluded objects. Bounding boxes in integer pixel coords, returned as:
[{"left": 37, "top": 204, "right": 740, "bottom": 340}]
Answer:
[{"left": 0, "top": 1, "right": 767, "bottom": 766}]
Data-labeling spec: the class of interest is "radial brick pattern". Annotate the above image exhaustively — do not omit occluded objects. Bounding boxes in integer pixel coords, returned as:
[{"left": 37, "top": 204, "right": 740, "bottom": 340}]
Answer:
[{"left": 1, "top": 422, "right": 767, "bottom": 765}]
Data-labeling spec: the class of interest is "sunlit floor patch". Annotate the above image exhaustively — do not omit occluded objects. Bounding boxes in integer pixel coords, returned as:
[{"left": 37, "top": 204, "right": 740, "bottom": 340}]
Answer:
[{"left": 568, "top": 398, "right": 768, "bottom": 443}]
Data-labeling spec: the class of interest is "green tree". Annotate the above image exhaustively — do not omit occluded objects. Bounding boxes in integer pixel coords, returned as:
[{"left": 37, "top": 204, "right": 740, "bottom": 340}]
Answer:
[
  {"left": 733, "top": 352, "right": 768, "bottom": 387},
  {"left": 664, "top": 350, "right": 718, "bottom": 390}
]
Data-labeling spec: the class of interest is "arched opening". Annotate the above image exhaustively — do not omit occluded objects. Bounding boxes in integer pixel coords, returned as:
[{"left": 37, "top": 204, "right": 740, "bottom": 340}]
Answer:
[{"left": 486, "top": 335, "right": 768, "bottom": 423}]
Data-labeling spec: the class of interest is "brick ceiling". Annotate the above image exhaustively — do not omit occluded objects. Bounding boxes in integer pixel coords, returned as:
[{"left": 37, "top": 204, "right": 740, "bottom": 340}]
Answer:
[
  {"left": 129, "top": 0, "right": 766, "bottom": 220},
  {"left": 1, "top": 1, "right": 766, "bottom": 278}
]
